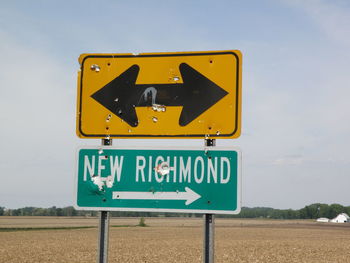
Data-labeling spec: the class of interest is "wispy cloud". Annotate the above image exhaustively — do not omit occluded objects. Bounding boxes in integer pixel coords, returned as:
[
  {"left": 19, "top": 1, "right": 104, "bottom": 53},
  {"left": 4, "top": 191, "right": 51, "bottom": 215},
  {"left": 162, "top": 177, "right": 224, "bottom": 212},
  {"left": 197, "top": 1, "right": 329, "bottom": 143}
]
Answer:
[
  {"left": 273, "top": 155, "right": 305, "bottom": 166},
  {"left": 280, "top": 0, "right": 350, "bottom": 46}
]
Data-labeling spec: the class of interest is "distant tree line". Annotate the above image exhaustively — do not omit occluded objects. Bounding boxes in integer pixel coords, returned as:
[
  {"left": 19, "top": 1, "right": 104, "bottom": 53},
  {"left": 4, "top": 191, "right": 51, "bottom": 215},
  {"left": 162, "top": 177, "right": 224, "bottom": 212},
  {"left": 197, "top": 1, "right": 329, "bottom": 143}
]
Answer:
[
  {"left": 228, "top": 203, "right": 350, "bottom": 219},
  {"left": 0, "top": 206, "right": 189, "bottom": 217},
  {"left": 0, "top": 206, "right": 82, "bottom": 217},
  {"left": 0, "top": 203, "right": 349, "bottom": 219}
]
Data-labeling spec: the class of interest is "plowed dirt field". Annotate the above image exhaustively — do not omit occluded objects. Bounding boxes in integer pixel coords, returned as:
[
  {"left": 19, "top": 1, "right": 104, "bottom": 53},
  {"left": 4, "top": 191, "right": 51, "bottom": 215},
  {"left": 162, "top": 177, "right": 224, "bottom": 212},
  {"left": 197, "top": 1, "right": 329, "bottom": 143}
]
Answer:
[{"left": 1, "top": 217, "right": 349, "bottom": 262}]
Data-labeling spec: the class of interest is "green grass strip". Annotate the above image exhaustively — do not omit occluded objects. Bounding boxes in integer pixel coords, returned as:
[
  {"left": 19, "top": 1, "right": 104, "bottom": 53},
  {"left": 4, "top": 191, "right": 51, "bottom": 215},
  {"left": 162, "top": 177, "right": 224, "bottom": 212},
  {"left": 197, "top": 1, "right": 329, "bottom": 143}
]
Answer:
[
  {"left": 110, "top": 224, "right": 148, "bottom": 227},
  {"left": 0, "top": 226, "right": 96, "bottom": 232},
  {"left": 0, "top": 224, "right": 148, "bottom": 232},
  {"left": 110, "top": 224, "right": 136, "bottom": 228}
]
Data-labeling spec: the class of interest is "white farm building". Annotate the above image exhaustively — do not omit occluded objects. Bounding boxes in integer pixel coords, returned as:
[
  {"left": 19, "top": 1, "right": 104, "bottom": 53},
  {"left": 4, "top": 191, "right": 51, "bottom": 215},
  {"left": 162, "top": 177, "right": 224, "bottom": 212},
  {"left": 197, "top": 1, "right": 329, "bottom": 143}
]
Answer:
[
  {"left": 316, "top": 213, "right": 350, "bottom": 223},
  {"left": 330, "top": 213, "right": 349, "bottom": 223},
  {"left": 316, "top": 217, "right": 329, "bottom": 223}
]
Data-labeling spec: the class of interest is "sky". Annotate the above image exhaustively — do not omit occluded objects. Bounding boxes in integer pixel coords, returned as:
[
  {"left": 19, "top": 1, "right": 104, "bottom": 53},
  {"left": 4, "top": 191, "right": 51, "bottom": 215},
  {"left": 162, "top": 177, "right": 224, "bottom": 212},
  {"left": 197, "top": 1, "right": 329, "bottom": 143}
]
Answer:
[{"left": 0, "top": 0, "right": 349, "bottom": 209}]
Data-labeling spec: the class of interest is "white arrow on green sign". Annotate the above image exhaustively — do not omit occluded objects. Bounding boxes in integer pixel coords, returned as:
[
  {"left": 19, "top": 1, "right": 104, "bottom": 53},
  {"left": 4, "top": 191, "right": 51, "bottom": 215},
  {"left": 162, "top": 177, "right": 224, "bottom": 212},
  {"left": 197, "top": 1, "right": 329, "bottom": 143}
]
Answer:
[
  {"left": 75, "top": 146, "right": 241, "bottom": 214},
  {"left": 112, "top": 187, "right": 201, "bottom": 205}
]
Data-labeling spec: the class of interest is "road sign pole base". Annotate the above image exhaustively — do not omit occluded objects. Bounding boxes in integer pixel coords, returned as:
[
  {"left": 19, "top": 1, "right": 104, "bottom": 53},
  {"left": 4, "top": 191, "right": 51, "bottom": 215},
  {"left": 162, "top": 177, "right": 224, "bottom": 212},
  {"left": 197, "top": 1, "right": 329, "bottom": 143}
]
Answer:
[
  {"left": 97, "top": 211, "right": 110, "bottom": 263},
  {"left": 203, "top": 214, "right": 215, "bottom": 263}
]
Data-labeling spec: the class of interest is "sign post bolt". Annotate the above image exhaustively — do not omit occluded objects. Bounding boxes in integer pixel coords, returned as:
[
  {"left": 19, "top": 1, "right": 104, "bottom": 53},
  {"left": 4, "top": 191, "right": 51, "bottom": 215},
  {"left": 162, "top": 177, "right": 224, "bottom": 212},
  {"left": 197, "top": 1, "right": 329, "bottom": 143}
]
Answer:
[{"left": 102, "top": 138, "right": 112, "bottom": 146}]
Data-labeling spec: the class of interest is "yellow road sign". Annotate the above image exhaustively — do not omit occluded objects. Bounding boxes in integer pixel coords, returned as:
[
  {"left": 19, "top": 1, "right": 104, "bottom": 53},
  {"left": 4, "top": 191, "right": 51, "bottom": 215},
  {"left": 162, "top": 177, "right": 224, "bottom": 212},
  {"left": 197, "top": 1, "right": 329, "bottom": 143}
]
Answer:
[{"left": 76, "top": 50, "right": 242, "bottom": 139}]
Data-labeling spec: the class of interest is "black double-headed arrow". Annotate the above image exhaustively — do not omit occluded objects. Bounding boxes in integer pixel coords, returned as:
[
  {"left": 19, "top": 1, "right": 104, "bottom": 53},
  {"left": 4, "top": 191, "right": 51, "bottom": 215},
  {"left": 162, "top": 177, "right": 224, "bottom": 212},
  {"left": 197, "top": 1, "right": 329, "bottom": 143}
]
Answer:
[{"left": 91, "top": 63, "right": 228, "bottom": 127}]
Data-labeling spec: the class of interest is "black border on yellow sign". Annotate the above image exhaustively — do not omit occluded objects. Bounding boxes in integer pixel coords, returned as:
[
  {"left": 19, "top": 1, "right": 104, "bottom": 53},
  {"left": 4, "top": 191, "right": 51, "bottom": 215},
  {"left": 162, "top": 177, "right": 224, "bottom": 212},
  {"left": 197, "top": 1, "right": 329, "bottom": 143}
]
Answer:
[{"left": 78, "top": 51, "right": 240, "bottom": 138}]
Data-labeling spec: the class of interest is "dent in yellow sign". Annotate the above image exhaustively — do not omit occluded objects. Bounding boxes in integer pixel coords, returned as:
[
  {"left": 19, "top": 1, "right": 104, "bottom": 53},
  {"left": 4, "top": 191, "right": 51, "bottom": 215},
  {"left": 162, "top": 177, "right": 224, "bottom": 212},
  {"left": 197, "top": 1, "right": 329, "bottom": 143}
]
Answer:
[{"left": 76, "top": 50, "right": 242, "bottom": 138}]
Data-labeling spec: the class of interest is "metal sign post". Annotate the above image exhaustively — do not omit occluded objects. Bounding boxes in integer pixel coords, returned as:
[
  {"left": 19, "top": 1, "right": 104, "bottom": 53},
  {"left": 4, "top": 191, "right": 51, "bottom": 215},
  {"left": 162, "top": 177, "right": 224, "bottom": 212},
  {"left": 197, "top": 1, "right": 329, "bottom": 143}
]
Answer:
[
  {"left": 204, "top": 139, "right": 215, "bottom": 263},
  {"left": 97, "top": 138, "right": 112, "bottom": 263},
  {"left": 204, "top": 214, "right": 215, "bottom": 263},
  {"left": 97, "top": 210, "right": 109, "bottom": 263}
]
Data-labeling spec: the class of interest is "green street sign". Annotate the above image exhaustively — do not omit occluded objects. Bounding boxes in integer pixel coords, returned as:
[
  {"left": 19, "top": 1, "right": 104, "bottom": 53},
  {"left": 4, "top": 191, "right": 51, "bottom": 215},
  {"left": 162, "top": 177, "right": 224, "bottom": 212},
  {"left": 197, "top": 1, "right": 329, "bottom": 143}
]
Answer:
[{"left": 75, "top": 146, "right": 241, "bottom": 214}]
